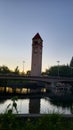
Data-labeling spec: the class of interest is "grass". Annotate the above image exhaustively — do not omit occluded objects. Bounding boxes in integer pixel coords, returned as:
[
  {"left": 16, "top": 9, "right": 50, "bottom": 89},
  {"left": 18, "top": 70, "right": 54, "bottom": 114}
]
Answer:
[{"left": 0, "top": 113, "right": 73, "bottom": 130}]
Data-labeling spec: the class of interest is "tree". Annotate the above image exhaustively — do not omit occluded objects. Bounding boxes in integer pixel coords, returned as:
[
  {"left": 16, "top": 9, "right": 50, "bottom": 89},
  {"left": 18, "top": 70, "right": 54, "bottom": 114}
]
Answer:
[
  {"left": 26, "top": 70, "right": 31, "bottom": 76},
  {"left": 70, "top": 57, "right": 73, "bottom": 67},
  {"left": 46, "top": 66, "right": 58, "bottom": 76},
  {"left": 46, "top": 65, "right": 71, "bottom": 77},
  {"left": 14, "top": 66, "right": 19, "bottom": 75},
  {"left": 0, "top": 65, "right": 10, "bottom": 74}
]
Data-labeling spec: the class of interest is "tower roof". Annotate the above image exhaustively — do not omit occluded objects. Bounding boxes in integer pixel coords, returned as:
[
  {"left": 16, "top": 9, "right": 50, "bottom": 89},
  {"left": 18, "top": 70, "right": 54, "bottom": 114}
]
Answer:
[{"left": 32, "top": 33, "right": 43, "bottom": 41}]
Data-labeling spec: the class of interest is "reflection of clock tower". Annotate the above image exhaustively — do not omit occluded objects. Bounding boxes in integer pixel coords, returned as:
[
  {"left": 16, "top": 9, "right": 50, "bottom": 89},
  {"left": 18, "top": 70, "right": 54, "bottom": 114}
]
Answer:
[{"left": 31, "top": 33, "right": 43, "bottom": 76}]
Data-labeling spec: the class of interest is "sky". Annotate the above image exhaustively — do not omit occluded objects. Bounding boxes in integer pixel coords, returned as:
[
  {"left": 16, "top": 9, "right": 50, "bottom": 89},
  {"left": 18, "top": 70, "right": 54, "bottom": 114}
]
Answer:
[{"left": 0, "top": 0, "right": 73, "bottom": 72}]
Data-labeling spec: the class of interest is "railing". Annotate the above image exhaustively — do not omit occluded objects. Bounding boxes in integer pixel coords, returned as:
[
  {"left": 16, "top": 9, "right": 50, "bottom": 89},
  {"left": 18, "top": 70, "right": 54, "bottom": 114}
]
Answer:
[{"left": 0, "top": 74, "right": 73, "bottom": 83}]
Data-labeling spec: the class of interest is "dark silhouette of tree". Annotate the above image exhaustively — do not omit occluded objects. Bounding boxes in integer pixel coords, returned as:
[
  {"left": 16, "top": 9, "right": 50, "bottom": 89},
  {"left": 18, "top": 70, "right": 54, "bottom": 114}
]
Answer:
[
  {"left": 0, "top": 65, "right": 10, "bottom": 74},
  {"left": 14, "top": 66, "right": 19, "bottom": 75},
  {"left": 41, "top": 71, "right": 47, "bottom": 76},
  {"left": 26, "top": 70, "right": 31, "bottom": 76},
  {"left": 45, "top": 65, "right": 72, "bottom": 77},
  {"left": 0, "top": 65, "right": 21, "bottom": 75},
  {"left": 70, "top": 57, "right": 73, "bottom": 67},
  {"left": 46, "top": 66, "right": 58, "bottom": 76}
]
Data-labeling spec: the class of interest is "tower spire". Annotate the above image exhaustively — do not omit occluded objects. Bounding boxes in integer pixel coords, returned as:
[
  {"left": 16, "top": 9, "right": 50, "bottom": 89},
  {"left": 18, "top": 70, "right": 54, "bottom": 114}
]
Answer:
[{"left": 32, "top": 33, "right": 43, "bottom": 41}]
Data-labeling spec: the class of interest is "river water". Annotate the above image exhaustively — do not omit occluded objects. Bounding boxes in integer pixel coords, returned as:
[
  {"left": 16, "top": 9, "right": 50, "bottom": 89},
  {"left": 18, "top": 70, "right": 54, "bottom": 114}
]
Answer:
[{"left": 0, "top": 96, "right": 72, "bottom": 114}]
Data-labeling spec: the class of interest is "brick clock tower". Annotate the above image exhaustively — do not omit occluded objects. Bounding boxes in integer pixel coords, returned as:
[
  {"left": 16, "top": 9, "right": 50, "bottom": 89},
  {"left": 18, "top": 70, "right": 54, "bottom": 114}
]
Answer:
[{"left": 31, "top": 33, "right": 43, "bottom": 76}]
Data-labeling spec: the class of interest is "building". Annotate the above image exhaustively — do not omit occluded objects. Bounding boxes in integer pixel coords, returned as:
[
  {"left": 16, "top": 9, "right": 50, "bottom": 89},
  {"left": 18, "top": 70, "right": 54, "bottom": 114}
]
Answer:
[{"left": 31, "top": 33, "right": 43, "bottom": 76}]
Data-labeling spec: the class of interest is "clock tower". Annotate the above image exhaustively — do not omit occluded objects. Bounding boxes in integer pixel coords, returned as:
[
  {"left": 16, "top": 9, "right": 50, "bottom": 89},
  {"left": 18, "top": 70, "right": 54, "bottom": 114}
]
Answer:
[{"left": 31, "top": 33, "right": 43, "bottom": 76}]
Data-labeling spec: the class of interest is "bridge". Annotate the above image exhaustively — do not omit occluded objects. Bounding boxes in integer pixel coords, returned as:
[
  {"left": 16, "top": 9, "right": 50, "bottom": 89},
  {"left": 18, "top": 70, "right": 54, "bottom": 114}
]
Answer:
[
  {"left": 0, "top": 75, "right": 73, "bottom": 83},
  {"left": 0, "top": 74, "right": 73, "bottom": 95}
]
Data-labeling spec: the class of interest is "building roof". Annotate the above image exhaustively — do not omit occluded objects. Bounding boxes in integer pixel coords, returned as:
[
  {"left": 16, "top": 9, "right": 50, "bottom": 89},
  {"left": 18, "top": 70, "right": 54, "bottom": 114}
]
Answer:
[{"left": 32, "top": 33, "right": 43, "bottom": 41}]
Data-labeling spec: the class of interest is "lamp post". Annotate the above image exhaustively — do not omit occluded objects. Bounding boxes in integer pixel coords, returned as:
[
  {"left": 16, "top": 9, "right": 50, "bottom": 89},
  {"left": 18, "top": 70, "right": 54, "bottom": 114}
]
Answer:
[
  {"left": 23, "top": 61, "right": 25, "bottom": 74},
  {"left": 57, "top": 61, "right": 60, "bottom": 77}
]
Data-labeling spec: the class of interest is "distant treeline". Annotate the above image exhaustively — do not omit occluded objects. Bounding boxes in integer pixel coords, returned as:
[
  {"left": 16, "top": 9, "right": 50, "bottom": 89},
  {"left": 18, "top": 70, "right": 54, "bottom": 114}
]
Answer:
[
  {"left": 42, "top": 57, "right": 73, "bottom": 77},
  {"left": 44, "top": 65, "right": 73, "bottom": 77},
  {"left": 0, "top": 57, "right": 73, "bottom": 77},
  {"left": 0, "top": 65, "right": 20, "bottom": 75}
]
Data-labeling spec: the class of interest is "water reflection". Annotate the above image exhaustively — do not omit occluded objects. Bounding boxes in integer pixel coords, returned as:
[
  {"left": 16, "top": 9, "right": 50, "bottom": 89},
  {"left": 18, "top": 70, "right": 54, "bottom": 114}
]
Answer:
[
  {"left": 0, "top": 97, "right": 72, "bottom": 114},
  {"left": 49, "top": 98, "right": 73, "bottom": 114},
  {"left": 0, "top": 83, "right": 73, "bottom": 114},
  {"left": 40, "top": 98, "right": 71, "bottom": 114},
  {"left": 29, "top": 98, "right": 40, "bottom": 113}
]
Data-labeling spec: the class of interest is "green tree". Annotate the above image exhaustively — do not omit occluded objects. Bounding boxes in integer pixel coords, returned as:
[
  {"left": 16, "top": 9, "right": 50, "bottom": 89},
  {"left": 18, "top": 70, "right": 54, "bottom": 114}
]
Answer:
[
  {"left": 46, "top": 66, "right": 58, "bottom": 76},
  {"left": 59, "top": 65, "right": 71, "bottom": 77},
  {"left": 70, "top": 56, "right": 73, "bottom": 67},
  {"left": 46, "top": 65, "right": 71, "bottom": 77}
]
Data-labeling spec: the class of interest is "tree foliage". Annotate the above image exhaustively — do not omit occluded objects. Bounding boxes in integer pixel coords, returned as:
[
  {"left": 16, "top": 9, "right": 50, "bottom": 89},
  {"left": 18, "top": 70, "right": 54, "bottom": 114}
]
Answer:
[
  {"left": 26, "top": 70, "right": 31, "bottom": 76},
  {"left": 70, "top": 56, "right": 73, "bottom": 67},
  {"left": 45, "top": 65, "right": 73, "bottom": 77},
  {"left": 0, "top": 65, "right": 10, "bottom": 74},
  {"left": 0, "top": 65, "right": 20, "bottom": 75},
  {"left": 14, "top": 66, "right": 19, "bottom": 75}
]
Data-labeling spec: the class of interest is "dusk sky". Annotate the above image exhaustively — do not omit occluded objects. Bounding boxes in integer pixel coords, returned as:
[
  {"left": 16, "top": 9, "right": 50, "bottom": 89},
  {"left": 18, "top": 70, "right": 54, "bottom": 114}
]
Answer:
[{"left": 0, "top": 0, "right": 73, "bottom": 72}]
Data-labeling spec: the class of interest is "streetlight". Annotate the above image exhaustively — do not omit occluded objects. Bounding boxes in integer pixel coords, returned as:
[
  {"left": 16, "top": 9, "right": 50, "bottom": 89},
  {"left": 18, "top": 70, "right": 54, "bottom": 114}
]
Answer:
[
  {"left": 57, "top": 61, "right": 60, "bottom": 77},
  {"left": 23, "top": 61, "right": 25, "bottom": 74}
]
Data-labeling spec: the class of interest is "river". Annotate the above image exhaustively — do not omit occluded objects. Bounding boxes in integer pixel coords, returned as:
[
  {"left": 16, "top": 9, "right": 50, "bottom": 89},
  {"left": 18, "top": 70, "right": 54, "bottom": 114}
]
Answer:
[{"left": 0, "top": 96, "right": 72, "bottom": 114}]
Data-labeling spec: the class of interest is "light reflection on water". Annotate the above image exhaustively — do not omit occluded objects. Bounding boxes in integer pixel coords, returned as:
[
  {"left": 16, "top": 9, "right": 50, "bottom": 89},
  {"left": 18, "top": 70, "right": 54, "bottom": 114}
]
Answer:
[
  {"left": 40, "top": 98, "right": 71, "bottom": 114},
  {"left": 0, "top": 98, "right": 71, "bottom": 114}
]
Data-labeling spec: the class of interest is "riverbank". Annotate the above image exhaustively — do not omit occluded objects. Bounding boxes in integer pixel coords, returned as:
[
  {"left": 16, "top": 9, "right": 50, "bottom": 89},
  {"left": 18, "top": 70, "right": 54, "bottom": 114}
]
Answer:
[
  {"left": 15, "top": 113, "right": 73, "bottom": 119},
  {"left": 0, "top": 113, "right": 73, "bottom": 130}
]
